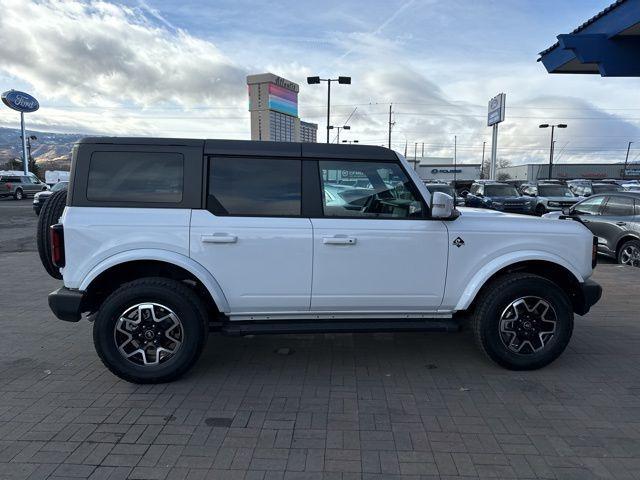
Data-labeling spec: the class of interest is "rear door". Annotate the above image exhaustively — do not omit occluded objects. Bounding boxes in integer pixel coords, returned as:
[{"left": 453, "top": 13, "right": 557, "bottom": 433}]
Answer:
[
  {"left": 309, "top": 159, "right": 448, "bottom": 312},
  {"left": 596, "top": 195, "right": 637, "bottom": 254},
  {"left": 190, "top": 156, "right": 312, "bottom": 315}
]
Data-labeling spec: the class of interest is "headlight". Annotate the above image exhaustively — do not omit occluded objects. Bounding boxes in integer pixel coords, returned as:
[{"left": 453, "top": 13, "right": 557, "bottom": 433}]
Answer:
[
  {"left": 492, "top": 201, "right": 503, "bottom": 208},
  {"left": 548, "top": 201, "right": 559, "bottom": 207}
]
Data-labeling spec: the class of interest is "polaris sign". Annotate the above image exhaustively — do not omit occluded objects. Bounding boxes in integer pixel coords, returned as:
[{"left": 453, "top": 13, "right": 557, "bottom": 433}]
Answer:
[
  {"left": 1, "top": 90, "right": 39, "bottom": 113},
  {"left": 431, "top": 168, "right": 462, "bottom": 174}
]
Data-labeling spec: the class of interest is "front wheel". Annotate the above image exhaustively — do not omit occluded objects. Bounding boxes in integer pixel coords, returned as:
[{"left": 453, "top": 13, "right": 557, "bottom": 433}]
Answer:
[
  {"left": 472, "top": 273, "right": 573, "bottom": 370},
  {"left": 534, "top": 204, "right": 546, "bottom": 216},
  {"left": 93, "top": 277, "right": 208, "bottom": 383},
  {"left": 618, "top": 239, "right": 640, "bottom": 267},
  {"left": 14, "top": 189, "right": 23, "bottom": 200}
]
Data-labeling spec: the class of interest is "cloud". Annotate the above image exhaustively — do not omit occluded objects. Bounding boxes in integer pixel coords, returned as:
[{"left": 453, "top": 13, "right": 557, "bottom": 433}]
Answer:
[{"left": 0, "top": 0, "right": 247, "bottom": 107}]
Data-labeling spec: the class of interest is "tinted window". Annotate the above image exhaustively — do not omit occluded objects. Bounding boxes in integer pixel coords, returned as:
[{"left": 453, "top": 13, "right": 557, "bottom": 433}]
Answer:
[
  {"left": 87, "top": 152, "right": 183, "bottom": 203},
  {"left": 573, "top": 196, "right": 605, "bottom": 215},
  {"left": 319, "top": 161, "right": 423, "bottom": 218},
  {"left": 592, "top": 184, "right": 622, "bottom": 194},
  {"left": 208, "top": 157, "right": 301, "bottom": 216},
  {"left": 484, "top": 185, "right": 519, "bottom": 197},
  {"left": 0, "top": 176, "right": 20, "bottom": 183},
  {"left": 602, "top": 196, "right": 635, "bottom": 216}
]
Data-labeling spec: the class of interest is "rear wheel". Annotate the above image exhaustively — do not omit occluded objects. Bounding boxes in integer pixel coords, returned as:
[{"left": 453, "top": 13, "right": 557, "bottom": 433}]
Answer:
[
  {"left": 13, "top": 188, "right": 23, "bottom": 200},
  {"left": 473, "top": 273, "right": 573, "bottom": 370},
  {"left": 36, "top": 189, "right": 67, "bottom": 279},
  {"left": 618, "top": 239, "right": 640, "bottom": 267},
  {"left": 534, "top": 204, "right": 546, "bottom": 216},
  {"left": 93, "top": 277, "right": 208, "bottom": 383}
]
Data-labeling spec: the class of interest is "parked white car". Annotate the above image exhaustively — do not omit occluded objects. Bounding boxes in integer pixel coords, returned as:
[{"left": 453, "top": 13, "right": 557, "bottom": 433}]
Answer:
[{"left": 42, "top": 138, "right": 602, "bottom": 383}]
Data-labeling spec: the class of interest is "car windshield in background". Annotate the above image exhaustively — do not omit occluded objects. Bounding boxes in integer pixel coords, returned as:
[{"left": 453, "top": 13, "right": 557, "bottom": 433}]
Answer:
[
  {"left": 426, "top": 185, "right": 455, "bottom": 197},
  {"left": 539, "top": 185, "right": 574, "bottom": 197},
  {"left": 51, "top": 182, "right": 68, "bottom": 192},
  {"left": 593, "top": 184, "right": 623, "bottom": 194},
  {"left": 485, "top": 185, "right": 519, "bottom": 196}
]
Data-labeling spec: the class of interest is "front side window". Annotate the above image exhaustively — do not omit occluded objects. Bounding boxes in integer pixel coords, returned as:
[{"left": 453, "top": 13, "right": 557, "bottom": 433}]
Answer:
[
  {"left": 602, "top": 196, "right": 635, "bottom": 216},
  {"left": 87, "top": 152, "right": 183, "bottom": 203},
  {"left": 208, "top": 157, "right": 301, "bottom": 216},
  {"left": 319, "top": 161, "right": 423, "bottom": 218},
  {"left": 573, "top": 195, "right": 605, "bottom": 215}
]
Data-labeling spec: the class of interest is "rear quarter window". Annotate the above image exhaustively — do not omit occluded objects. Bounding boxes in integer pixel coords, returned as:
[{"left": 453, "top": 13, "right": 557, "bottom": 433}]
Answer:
[{"left": 87, "top": 151, "right": 184, "bottom": 203}]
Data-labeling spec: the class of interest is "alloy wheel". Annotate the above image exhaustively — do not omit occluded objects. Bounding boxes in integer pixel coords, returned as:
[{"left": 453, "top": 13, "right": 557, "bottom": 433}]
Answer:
[
  {"left": 499, "top": 296, "right": 557, "bottom": 354},
  {"left": 114, "top": 303, "right": 183, "bottom": 366},
  {"left": 620, "top": 245, "right": 640, "bottom": 267}
]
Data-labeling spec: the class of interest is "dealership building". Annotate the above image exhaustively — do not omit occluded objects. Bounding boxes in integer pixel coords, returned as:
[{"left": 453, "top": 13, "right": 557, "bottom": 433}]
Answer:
[
  {"left": 410, "top": 157, "right": 482, "bottom": 182},
  {"left": 247, "top": 73, "right": 318, "bottom": 143},
  {"left": 497, "top": 162, "right": 640, "bottom": 181}
]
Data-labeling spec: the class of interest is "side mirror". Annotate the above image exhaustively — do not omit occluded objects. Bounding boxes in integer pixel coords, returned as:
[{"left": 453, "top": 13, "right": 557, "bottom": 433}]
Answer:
[
  {"left": 561, "top": 207, "right": 572, "bottom": 216},
  {"left": 431, "top": 191, "right": 455, "bottom": 219}
]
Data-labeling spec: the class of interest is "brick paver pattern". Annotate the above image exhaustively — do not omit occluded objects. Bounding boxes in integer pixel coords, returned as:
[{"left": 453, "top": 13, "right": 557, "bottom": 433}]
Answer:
[{"left": 1, "top": 250, "right": 639, "bottom": 480}]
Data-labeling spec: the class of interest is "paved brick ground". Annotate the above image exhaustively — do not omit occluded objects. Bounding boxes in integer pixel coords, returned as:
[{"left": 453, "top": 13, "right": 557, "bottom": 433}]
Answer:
[{"left": 1, "top": 242, "right": 640, "bottom": 478}]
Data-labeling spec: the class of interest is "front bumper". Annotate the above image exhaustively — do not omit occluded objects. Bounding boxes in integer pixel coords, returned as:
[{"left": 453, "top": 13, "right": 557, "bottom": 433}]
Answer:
[
  {"left": 48, "top": 287, "right": 84, "bottom": 322},
  {"left": 574, "top": 279, "right": 602, "bottom": 316}
]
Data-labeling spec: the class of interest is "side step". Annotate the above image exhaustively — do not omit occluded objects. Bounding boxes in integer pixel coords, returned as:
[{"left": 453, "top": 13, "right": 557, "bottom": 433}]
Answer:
[{"left": 215, "top": 318, "right": 462, "bottom": 336}]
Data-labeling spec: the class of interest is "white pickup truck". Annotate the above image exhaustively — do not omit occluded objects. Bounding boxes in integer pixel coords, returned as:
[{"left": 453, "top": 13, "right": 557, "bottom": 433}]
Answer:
[{"left": 42, "top": 138, "right": 601, "bottom": 383}]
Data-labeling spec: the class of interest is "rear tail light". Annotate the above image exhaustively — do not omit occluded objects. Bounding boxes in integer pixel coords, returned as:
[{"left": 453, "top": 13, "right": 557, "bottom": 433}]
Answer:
[
  {"left": 592, "top": 236, "right": 598, "bottom": 268},
  {"left": 50, "top": 224, "right": 65, "bottom": 268}
]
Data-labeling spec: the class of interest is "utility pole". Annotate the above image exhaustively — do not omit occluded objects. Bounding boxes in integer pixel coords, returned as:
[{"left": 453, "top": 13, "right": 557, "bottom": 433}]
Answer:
[
  {"left": 624, "top": 141, "right": 634, "bottom": 179},
  {"left": 480, "top": 141, "right": 486, "bottom": 179},
  {"left": 421, "top": 142, "right": 424, "bottom": 158},
  {"left": 388, "top": 104, "right": 394, "bottom": 149},
  {"left": 404, "top": 140, "right": 407, "bottom": 157}
]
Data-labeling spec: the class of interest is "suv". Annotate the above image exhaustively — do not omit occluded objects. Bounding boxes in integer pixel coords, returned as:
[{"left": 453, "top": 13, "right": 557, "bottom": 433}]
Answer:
[
  {"left": 0, "top": 172, "right": 48, "bottom": 200},
  {"left": 544, "top": 192, "right": 640, "bottom": 267},
  {"left": 568, "top": 180, "right": 623, "bottom": 197},
  {"left": 45, "top": 138, "right": 601, "bottom": 383},
  {"left": 520, "top": 182, "right": 581, "bottom": 216},
  {"left": 464, "top": 182, "right": 533, "bottom": 214}
]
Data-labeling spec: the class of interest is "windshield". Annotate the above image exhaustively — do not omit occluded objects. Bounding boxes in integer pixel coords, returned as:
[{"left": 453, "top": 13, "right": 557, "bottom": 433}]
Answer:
[
  {"left": 52, "top": 182, "right": 68, "bottom": 192},
  {"left": 593, "top": 184, "right": 622, "bottom": 194},
  {"left": 426, "top": 185, "right": 455, "bottom": 197},
  {"left": 538, "top": 185, "right": 574, "bottom": 197},
  {"left": 484, "top": 185, "right": 519, "bottom": 197}
]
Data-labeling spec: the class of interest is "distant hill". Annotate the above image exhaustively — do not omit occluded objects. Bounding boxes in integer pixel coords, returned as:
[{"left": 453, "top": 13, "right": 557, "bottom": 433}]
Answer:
[{"left": 0, "top": 127, "right": 84, "bottom": 171}]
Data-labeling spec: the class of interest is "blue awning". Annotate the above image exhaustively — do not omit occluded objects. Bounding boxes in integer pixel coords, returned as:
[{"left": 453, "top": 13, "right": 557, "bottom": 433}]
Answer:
[{"left": 538, "top": 0, "right": 640, "bottom": 77}]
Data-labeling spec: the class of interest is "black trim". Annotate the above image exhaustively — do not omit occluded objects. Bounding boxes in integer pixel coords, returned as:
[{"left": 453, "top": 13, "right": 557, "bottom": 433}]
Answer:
[
  {"left": 48, "top": 287, "right": 84, "bottom": 322},
  {"left": 574, "top": 279, "right": 602, "bottom": 316},
  {"left": 217, "top": 318, "right": 461, "bottom": 335},
  {"left": 301, "top": 160, "right": 323, "bottom": 218}
]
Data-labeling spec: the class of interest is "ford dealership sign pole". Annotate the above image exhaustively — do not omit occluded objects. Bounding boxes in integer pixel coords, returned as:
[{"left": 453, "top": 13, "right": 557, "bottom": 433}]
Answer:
[
  {"left": 487, "top": 93, "right": 506, "bottom": 179},
  {"left": 1, "top": 90, "right": 40, "bottom": 175}
]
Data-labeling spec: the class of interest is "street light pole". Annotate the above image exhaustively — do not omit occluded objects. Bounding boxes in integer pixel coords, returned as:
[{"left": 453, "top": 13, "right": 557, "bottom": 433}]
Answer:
[
  {"left": 307, "top": 76, "right": 351, "bottom": 144},
  {"left": 624, "top": 141, "right": 634, "bottom": 179},
  {"left": 539, "top": 123, "right": 567, "bottom": 180},
  {"left": 480, "top": 141, "right": 486, "bottom": 179}
]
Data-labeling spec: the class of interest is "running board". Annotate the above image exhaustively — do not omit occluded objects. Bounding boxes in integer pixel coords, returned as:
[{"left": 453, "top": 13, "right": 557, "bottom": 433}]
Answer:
[{"left": 214, "top": 318, "right": 462, "bottom": 336}]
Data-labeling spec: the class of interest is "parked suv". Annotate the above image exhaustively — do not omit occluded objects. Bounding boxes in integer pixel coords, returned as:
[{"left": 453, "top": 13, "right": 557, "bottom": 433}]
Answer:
[
  {"left": 0, "top": 171, "right": 48, "bottom": 200},
  {"left": 520, "top": 182, "right": 581, "bottom": 216},
  {"left": 568, "top": 180, "right": 623, "bottom": 197},
  {"left": 464, "top": 182, "right": 533, "bottom": 214},
  {"left": 544, "top": 192, "right": 640, "bottom": 267},
  {"left": 44, "top": 138, "right": 601, "bottom": 383},
  {"left": 33, "top": 181, "right": 68, "bottom": 215}
]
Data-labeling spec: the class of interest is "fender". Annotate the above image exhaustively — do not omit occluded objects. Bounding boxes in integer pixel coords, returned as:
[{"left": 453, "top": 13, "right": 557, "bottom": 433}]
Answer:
[
  {"left": 78, "top": 248, "right": 231, "bottom": 313},
  {"left": 453, "top": 250, "right": 585, "bottom": 312}
]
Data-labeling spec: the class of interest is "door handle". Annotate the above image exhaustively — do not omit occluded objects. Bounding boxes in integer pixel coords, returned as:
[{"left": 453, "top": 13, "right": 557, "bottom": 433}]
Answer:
[
  {"left": 323, "top": 236, "right": 357, "bottom": 245},
  {"left": 201, "top": 234, "right": 237, "bottom": 244},
  {"left": 616, "top": 221, "right": 627, "bottom": 226}
]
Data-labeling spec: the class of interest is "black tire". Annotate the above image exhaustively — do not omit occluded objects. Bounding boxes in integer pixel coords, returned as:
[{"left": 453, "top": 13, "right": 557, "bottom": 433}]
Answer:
[
  {"left": 36, "top": 189, "right": 67, "bottom": 279},
  {"left": 93, "top": 277, "right": 209, "bottom": 384},
  {"left": 13, "top": 188, "right": 23, "bottom": 200},
  {"left": 472, "top": 273, "right": 573, "bottom": 370},
  {"left": 534, "top": 204, "right": 546, "bottom": 216},
  {"left": 617, "top": 239, "right": 640, "bottom": 267}
]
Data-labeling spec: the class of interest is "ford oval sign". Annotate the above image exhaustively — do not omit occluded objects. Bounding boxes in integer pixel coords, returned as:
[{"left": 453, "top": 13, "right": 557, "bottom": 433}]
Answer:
[{"left": 1, "top": 90, "right": 39, "bottom": 113}]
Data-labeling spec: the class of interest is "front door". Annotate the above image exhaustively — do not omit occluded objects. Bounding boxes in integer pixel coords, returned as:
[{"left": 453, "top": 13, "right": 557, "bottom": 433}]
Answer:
[
  {"left": 190, "top": 156, "right": 312, "bottom": 314},
  {"left": 595, "top": 195, "right": 637, "bottom": 254},
  {"left": 310, "top": 159, "right": 448, "bottom": 312}
]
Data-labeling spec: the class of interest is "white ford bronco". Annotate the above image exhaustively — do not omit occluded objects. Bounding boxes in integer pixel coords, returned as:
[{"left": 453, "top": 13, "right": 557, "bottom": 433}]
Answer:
[{"left": 43, "top": 138, "right": 601, "bottom": 383}]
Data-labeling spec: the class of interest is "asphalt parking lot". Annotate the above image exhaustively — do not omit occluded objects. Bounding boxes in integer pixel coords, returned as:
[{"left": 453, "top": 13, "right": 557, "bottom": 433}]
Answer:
[{"left": 1, "top": 198, "right": 639, "bottom": 480}]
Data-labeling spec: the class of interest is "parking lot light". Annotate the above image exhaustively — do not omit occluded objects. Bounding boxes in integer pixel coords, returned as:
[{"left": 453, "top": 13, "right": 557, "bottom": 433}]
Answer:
[
  {"left": 307, "top": 75, "right": 351, "bottom": 143},
  {"left": 539, "top": 123, "right": 568, "bottom": 180}
]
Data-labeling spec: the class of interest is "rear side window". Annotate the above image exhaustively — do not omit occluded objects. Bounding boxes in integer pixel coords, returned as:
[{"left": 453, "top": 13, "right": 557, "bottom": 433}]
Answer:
[
  {"left": 208, "top": 157, "right": 301, "bottom": 216},
  {"left": 602, "top": 196, "right": 635, "bottom": 216},
  {"left": 0, "top": 176, "right": 20, "bottom": 183},
  {"left": 87, "top": 152, "right": 183, "bottom": 203}
]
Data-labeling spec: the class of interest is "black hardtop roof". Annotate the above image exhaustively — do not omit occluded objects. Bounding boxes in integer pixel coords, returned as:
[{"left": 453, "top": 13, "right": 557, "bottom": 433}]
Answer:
[{"left": 78, "top": 137, "right": 397, "bottom": 160}]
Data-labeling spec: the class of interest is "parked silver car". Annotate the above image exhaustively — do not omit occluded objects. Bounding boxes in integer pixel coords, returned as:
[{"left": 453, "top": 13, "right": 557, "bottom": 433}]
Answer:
[
  {"left": 0, "top": 172, "right": 49, "bottom": 200},
  {"left": 520, "top": 182, "right": 581, "bottom": 216}
]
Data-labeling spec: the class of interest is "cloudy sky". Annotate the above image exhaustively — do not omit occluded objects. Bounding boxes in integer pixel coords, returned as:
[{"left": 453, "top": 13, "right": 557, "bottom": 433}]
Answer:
[{"left": 0, "top": 0, "right": 639, "bottom": 164}]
